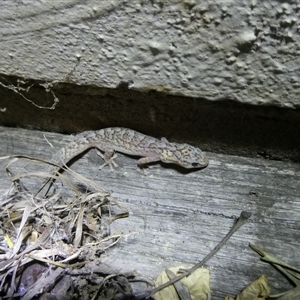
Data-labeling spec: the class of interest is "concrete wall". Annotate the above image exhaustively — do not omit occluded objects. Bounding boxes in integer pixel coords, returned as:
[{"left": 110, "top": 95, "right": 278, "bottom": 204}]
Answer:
[{"left": 1, "top": 1, "right": 300, "bottom": 108}]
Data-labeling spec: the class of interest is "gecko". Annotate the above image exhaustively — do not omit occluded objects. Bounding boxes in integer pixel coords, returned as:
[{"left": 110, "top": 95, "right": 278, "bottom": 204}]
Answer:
[{"left": 47, "top": 127, "right": 208, "bottom": 174}]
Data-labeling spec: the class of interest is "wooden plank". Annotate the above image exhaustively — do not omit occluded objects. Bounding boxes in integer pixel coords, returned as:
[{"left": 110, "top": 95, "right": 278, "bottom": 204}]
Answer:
[{"left": 0, "top": 126, "right": 299, "bottom": 299}]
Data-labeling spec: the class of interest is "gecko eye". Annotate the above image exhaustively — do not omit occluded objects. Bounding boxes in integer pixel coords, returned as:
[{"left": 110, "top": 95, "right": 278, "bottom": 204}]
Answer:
[{"left": 192, "top": 163, "right": 200, "bottom": 167}]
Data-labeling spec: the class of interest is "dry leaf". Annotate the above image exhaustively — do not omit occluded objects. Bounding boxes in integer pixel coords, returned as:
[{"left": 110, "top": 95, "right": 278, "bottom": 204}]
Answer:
[
  {"left": 154, "top": 265, "right": 211, "bottom": 300},
  {"left": 226, "top": 275, "right": 270, "bottom": 300}
]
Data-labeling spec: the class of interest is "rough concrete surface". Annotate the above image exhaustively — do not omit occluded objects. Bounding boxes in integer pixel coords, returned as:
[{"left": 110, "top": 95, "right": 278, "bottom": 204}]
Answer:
[{"left": 1, "top": 1, "right": 300, "bottom": 108}]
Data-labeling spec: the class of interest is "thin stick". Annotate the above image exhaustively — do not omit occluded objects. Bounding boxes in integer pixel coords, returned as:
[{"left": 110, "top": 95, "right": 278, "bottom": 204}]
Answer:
[{"left": 139, "top": 210, "right": 252, "bottom": 299}]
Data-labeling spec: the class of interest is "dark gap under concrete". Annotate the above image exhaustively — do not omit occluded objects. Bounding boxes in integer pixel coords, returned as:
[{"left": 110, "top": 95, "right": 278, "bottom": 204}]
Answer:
[{"left": 0, "top": 74, "right": 299, "bottom": 162}]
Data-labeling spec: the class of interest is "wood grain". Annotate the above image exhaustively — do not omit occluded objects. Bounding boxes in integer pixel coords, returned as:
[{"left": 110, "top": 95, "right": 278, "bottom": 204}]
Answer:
[{"left": 0, "top": 126, "right": 299, "bottom": 299}]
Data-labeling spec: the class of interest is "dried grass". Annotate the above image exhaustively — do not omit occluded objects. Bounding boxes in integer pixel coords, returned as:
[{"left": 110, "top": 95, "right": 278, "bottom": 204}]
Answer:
[{"left": 0, "top": 155, "right": 133, "bottom": 299}]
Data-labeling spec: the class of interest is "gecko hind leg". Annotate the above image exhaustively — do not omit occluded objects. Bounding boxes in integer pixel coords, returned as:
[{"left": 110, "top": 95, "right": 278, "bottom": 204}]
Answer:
[{"left": 96, "top": 149, "right": 118, "bottom": 171}]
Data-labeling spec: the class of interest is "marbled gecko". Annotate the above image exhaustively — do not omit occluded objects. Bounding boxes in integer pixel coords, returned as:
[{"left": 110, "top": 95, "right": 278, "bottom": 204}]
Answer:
[{"left": 48, "top": 127, "right": 208, "bottom": 174}]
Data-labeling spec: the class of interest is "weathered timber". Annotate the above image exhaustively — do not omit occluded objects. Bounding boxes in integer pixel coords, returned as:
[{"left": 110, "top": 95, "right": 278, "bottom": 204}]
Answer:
[{"left": 0, "top": 126, "right": 299, "bottom": 299}]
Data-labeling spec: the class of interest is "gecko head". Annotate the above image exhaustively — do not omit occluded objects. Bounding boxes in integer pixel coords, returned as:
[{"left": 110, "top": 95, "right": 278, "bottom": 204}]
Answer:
[{"left": 160, "top": 143, "right": 209, "bottom": 169}]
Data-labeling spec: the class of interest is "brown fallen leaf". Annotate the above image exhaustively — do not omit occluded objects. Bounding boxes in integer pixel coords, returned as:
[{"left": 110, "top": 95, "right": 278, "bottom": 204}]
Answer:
[
  {"left": 154, "top": 265, "right": 211, "bottom": 300},
  {"left": 226, "top": 274, "right": 270, "bottom": 300}
]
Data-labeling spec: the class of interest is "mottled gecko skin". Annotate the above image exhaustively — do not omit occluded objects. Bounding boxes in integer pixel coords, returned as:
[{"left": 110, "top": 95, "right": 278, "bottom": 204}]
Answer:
[{"left": 48, "top": 127, "right": 208, "bottom": 174}]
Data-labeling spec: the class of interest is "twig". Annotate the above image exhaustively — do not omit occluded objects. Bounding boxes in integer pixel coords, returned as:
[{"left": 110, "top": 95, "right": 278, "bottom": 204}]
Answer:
[{"left": 136, "top": 210, "right": 252, "bottom": 299}]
